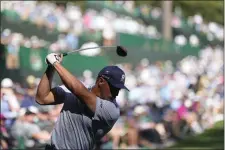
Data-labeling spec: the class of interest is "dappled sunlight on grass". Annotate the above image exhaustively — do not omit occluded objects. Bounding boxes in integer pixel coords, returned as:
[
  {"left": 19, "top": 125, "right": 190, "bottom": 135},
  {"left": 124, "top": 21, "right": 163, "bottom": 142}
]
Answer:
[{"left": 170, "top": 121, "right": 224, "bottom": 149}]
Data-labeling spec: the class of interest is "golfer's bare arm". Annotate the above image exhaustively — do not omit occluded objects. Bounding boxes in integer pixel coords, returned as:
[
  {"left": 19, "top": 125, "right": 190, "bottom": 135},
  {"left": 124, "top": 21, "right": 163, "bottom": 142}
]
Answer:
[
  {"left": 53, "top": 63, "right": 97, "bottom": 112},
  {"left": 36, "top": 66, "right": 59, "bottom": 105}
]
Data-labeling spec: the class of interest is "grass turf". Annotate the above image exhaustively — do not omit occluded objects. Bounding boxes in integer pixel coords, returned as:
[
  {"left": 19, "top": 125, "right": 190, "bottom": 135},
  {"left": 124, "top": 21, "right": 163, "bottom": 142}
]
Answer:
[{"left": 168, "top": 120, "right": 224, "bottom": 149}]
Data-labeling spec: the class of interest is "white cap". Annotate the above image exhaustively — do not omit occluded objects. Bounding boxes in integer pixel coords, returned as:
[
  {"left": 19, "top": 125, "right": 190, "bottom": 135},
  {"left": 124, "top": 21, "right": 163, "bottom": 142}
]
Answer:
[
  {"left": 19, "top": 106, "right": 39, "bottom": 116},
  {"left": 83, "top": 70, "right": 93, "bottom": 78},
  {"left": 1, "top": 78, "right": 13, "bottom": 88},
  {"left": 27, "top": 106, "right": 39, "bottom": 114},
  {"left": 134, "top": 105, "right": 148, "bottom": 116},
  {"left": 140, "top": 58, "right": 149, "bottom": 67},
  {"left": 26, "top": 75, "right": 36, "bottom": 85}
]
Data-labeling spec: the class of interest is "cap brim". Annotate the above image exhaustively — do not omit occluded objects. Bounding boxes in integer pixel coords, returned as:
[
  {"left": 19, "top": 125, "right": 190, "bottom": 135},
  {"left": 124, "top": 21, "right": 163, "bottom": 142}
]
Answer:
[{"left": 110, "top": 83, "right": 129, "bottom": 91}]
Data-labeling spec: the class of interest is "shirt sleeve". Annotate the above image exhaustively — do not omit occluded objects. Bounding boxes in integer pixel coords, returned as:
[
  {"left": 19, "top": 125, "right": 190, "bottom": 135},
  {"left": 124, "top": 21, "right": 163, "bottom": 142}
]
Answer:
[
  {"left": 51, "top": 86, "right": 71, "bottom": 104},
  {"left": 92, "top": 98, "right": 120, "bottom": 139}
]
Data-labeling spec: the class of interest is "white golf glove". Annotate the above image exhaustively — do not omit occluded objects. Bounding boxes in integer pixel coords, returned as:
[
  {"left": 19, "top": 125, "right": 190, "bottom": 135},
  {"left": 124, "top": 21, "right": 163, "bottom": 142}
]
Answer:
[{"left": 45, "top": 53, "right": 63, "bottom": 65}]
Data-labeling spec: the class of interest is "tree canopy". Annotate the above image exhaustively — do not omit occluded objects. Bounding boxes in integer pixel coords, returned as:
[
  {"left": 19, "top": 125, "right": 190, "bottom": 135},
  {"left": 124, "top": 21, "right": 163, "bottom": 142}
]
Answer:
[{"left": 135, "top": 1, "right": 223, "bottom": 25}]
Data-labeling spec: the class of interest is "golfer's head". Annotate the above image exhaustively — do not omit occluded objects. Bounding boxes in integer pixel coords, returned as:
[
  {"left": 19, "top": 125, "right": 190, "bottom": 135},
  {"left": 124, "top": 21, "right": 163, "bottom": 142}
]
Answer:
[{"left": 96, "top": 66, "right": 129, "bottom": 100}]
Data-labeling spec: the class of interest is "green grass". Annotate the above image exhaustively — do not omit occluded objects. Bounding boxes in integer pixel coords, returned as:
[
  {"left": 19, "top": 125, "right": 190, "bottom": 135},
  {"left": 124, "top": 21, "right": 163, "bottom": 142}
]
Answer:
[{"left": 169, "top": 121, "right": 224, "bottom": 149}]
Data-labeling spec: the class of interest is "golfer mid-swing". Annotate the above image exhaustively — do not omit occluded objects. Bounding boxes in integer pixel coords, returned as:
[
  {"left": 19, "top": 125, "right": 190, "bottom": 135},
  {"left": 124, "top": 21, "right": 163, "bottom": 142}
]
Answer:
[{"left": 35, "top": 53, "right": 129, "bottom": 149}]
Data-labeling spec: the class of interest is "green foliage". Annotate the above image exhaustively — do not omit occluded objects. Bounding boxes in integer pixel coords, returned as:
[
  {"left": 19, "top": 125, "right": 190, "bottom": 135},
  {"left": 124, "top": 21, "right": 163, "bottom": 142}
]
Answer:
[
  {"left": 174, "top": 1, "right": 223, "bottom": 25},
  {"left": 135, "top": 1, "right": 223, "bottom": 25}
]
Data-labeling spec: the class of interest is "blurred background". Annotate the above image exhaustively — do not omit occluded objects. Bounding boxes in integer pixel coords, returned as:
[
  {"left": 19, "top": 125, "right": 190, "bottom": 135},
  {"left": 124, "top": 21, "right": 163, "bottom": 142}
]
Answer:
[{"left": 0, "top": 1, "right": 224, "bottom": 149}]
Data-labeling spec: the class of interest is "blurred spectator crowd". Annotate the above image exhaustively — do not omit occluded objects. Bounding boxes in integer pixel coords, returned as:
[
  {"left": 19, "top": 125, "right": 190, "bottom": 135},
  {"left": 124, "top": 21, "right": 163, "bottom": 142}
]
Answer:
[
  {"left": 0, "top": 1, "right": 224, "bottom": 149},
  {"left": 1, "top": 1, "right": 224, "bottom": 70},
  {"left": 1, "top": 45, "right": 223, "bottom": 149},
  {"left": 1, "top": 75, "right": 62, "bottom": 149},
  {"left": 97, "top": 45, "right": 223, "bottom": 149},
  {"left": 1, "top": 29, "right": 47, "bottom": 69},
  {"left": 1, "top": 1, "right": 223, "bottom": 51}
]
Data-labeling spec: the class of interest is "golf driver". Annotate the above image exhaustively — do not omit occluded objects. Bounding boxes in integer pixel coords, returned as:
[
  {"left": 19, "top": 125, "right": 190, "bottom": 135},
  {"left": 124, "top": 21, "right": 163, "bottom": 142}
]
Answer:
[{"left": 62, "top": 46, "right": 127, "bottom": 57}]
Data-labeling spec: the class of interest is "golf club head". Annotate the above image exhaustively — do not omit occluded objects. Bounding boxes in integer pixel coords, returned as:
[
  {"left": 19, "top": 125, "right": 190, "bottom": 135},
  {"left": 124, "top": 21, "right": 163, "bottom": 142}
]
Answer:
[
  {"left": 116, "top": 46, "right": 127, "bottom": 57},
  {"left": 63, "top": 53, "right": 68, "bottom": 56}
]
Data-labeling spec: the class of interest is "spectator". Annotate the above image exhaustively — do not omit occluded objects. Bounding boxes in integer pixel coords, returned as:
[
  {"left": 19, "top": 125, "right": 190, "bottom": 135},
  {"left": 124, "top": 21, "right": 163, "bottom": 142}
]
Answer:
[
  {"left": 81, "top": 69, "right": 95, "bottom": 86},
  {"left": 65, "top": 31, "right": 79, "bottom": 50},
  {"left": 1, "top": 78, "right": 20, "bottom": 129},
  {"left": 17, "top": 75, "right": 38, "bottom": 108},
  {"left": 189, "top": 34, "right": 199, "bottom": 47},
  {"left": 10, "top": 106, "right": 51, "bottom": 148},
  {"left": 0, "top": 114, "right": 10, "bottom": 149},
  {"left": 6, "top": 33, "right": 22, "bottom": 69},
  {"left": 134, "top": 105, "right": 162, "bottom": 148},
  {"left": 174, "top": 35, "right": 187, "bottom": 46}
]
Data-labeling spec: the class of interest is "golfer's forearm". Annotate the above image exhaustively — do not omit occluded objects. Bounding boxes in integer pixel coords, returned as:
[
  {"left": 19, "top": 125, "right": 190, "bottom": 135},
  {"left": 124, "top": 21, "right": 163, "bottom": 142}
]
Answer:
[
  {"left": 36, "top": 66, "right": 55, "bottom": 103},
  {"left": 53, "top": 63, "right": 87, "bottom": 97}
]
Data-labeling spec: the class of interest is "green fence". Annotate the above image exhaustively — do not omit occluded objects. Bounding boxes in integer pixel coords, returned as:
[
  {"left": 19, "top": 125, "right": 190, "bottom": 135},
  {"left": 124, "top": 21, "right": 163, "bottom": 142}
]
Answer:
[
  {"left": 1, "top": 46, "right": 109, "bottom": 84},
  {"left": 106, "top": 33, "right": 200, "bottom": 65},
  {"left": 21, "top": 47, "right": 109, "bottom": 79},
  {"left": 1, "top": 31, "right": 201, "bottom": 83}
]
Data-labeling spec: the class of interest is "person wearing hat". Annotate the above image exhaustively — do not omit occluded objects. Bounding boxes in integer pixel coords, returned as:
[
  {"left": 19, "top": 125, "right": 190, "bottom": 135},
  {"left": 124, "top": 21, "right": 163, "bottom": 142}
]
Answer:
[
  {"left": 10, "top": 106, "right": 51, "bottom": 148},
  {"left": 36, "top": 53, "right": 129, "bottom": 149},
  {"left": 1, "top": 78, "right": 20, "bottom": 129},
  {"left": 0, "top": 114, "right": 9, "bottom": 149}
]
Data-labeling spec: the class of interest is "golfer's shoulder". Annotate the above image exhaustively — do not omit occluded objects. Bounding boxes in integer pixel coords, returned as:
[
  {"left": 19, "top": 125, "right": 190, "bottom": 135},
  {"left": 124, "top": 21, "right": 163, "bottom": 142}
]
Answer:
[
  {"left": 54, "top": 85, "right": 76, "bottom": 100},
  {"left": 58, "top": 85, "right": 71, "bottom": 93},
  {"left": 96, "top": 97, "right": 120, "bottom": 118},
  {"left": 97, "top": 97, "right": 119, "bottom": 108},
  {"left": 56, "top": 85, "right": 77, "bottom": 98}
]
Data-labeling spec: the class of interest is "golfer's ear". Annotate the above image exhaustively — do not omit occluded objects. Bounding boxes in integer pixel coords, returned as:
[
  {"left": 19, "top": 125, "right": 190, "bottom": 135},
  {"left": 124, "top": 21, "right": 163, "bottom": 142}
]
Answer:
[
  {"left": 99, "top": 77, "right": 108, "bottom": 85},
  {"left": 97, "top": 77, "right": 103, "bottom": 84}
]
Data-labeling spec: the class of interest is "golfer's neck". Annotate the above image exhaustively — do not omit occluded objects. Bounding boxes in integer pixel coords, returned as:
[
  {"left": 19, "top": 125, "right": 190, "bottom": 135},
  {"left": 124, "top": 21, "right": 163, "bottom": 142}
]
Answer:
[{"left": 90, "top": 85, "right": 100, "bottom": 97}]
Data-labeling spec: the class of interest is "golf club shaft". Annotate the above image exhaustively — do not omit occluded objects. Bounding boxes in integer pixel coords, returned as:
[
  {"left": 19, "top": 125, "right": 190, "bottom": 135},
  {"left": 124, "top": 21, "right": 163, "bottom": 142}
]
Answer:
[{"left": 63, "top": 46, "right": 117, "bottom": 56}]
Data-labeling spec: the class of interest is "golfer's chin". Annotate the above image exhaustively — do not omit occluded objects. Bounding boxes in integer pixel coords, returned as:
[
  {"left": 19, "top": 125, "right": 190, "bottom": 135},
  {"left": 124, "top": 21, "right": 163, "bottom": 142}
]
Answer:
[{"left": 100, "top": 95, "right": 114, "bottom": 101}]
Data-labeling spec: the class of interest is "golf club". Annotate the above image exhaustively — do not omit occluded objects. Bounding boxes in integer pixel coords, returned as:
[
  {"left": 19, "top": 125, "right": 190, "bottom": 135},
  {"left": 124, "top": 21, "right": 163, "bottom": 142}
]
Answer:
[{"left": 62, "top": 46, "right": 127, "bottom": 57}]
